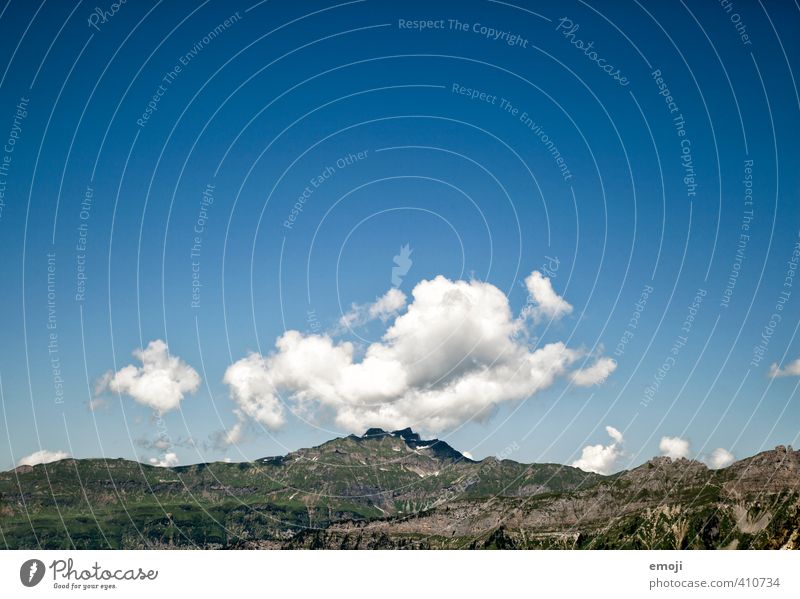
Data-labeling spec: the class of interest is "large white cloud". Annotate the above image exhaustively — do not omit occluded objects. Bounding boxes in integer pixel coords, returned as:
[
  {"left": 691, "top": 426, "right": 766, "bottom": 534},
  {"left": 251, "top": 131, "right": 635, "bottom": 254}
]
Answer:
[
  {"left": 225, "top": 272, "right": 614, "bottom": 434},
  {"left": 571, "top": 426, "right": 624, "bottom": 474},
  {"left": 521, "top": 271, "right": 573, "bottom": 323},
  {"left": 95, "top": 340, "right": 201, "bottom": 415},
  {"left": 659, "top": 436, "right": 691, "bottom": 459},
  {"left": 769, "top": 358, "right": 800, "bottom": 378},
  {"left": 17, "top": 449, "right": 70, "bottom": 467},
  {"left": 706, "top": 447, "right": 735, "bottom": 469}
]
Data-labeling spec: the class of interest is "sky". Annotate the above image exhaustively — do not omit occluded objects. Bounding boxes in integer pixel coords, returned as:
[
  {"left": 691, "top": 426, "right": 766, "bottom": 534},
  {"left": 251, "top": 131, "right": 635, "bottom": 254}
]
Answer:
[{"left": 0, "top": 0, "right": 798, "bottom": 474}]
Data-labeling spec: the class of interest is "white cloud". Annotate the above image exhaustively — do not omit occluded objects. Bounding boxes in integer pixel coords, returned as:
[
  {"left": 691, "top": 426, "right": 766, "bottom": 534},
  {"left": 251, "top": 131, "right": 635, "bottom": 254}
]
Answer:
[
  {"left": 659, "top": 436, "right": 691, "bottom": 459},
  {"left": 148, "top": 452, "right": 179, "bottom": 468},
  {"left": 462, "top": 451, "right": 474, "bottom": 460},
  {"left": 338, "top": 288, "right": 407, "bottom": 330},
  {"left": 153, "top": 438, "right": 171, "bottom": 450},
  {"left": 17, "top": 449, "right": 70, "bottom": 467},
  {"left": 87, "top": 397, "right": 108, "bottom": 411},
  {"left": 706, "top": 447, "right": 735, "bottom": 469},
  {"left": 571, "top": 356, "right": 617, "bottom": 387},
  {"left": 225, "top": 272, "right": 613, "bottom": 434},
  {"left": 769, "top": 358, "right": 800, "bottom": 378},
  {"left": 94, "top": 340, "right": 201, "bottom": 415},
  {"left": 571, "top": 426, "right": 624, "bottom": 474},
  {"left": 223, "top": 355, "right": 286, "bottom": 430},
  {"left": 521, "top": 271, "right": 573, "bottom": 323},
  {"left": 221, "top": 421, "right": 244, "bottom": 446}
]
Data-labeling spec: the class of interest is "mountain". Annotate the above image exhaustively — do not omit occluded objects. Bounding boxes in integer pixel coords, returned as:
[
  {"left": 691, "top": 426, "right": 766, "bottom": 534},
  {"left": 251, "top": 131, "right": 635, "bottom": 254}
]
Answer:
[{"left": 1, "top": 431, "right": 798, "bottom": 549}]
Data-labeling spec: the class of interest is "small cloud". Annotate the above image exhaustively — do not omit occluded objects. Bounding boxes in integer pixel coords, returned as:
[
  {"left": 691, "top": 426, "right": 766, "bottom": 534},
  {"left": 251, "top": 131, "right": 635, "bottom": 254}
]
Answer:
[
  {"left": 135, "top": 436, "right": 172, "bottom": 451},
  {"left": 213, "top": 420, "right": 244, "bottom": 448},
  {"left": 706, "top": 447, "right": 735, "bottom": 469},
  {"left": 571, "top": 356, "right": 617, "bottom": 387},
  {"left": 338, "top": 288, "right": 407, "bottom": 331},
  {"left": 462, "top": 451, "right": 474, "bottom": 460},
  {"left": 94, "top": 340, "right": 201, "bottom": 415},
  {"left": 521, "top": 271, "right": 573, "bottom": 323},
  {"left": 659, "top": 436, "right": 691, "bottom": 459},
  {"left": 571, "top": 426, "right": 624, "bottom": 474},
  {"left": 87, "top": 397, "right": 108, "bottom": 411},
  {"left": 769, "top": 358, "right": 800, "bottom": 378},
  {"left": 17, "top": 449, "right": 70, "bottom": 467},
  {"left": 148, "top": 452, "right": 179, "bottom": 468}
]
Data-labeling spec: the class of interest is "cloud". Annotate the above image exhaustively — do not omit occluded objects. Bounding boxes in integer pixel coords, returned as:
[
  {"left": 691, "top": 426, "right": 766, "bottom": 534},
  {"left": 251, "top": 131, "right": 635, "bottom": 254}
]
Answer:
[
  {"left": 87, "top": 397, "right": 108, "bottom": 411},
  {"left": 148, "top": 452, "right": 179, "bottom": 468},
  {"left": 769, "top": 358, "right": 800, "bottom": 378},
  {"left": 571, "top": 356, "right": 617, "bottom": 386},
  {"left": 214, "top": 421, "right": 244, "bottom": 448},
  {"left": 338, "top": 288, "right": 407, "bottom": 330},
  {"left": 17, "top": 449, "right": 70, "bottom": 467},
  {"left": 223, "top": 355, "right": 287, "bottom": 430},
  {"left": 135, "top": 436, "right": 172, "bottom": 451},
  {"left": 571, "top": 426, "right": 624, "bottom": 474},
  {"left": 224, "top": 272, "right": 613, "bottom": 434},
  {"left": 94, "top": 340, "right": 201, "bottom": 415},
  {"left": 521, "top": 271, "right": 573, "bottom": 323},
  {"left": 659, "top": 436, "right": 691, "bottom": 459},
  {"left": 706, "top": 447, "right": 735, "bottom": 469}
]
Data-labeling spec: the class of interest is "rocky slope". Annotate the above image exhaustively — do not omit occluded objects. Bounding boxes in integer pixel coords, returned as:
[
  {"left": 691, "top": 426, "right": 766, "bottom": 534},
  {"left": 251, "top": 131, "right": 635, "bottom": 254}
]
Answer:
[{"left": 1, "top": 432, "right": 797, "bottom": 549}]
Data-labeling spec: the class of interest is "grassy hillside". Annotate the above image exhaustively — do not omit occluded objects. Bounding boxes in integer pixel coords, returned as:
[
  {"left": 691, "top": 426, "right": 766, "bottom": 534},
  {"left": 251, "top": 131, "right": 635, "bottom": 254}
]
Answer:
[{"left": 1, "top": 431, "right": 797, "bottom": 549}]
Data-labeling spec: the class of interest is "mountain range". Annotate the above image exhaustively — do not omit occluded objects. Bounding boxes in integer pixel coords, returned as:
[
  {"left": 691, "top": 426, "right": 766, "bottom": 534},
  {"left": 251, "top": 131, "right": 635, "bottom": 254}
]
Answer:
[{"left": 2, "top": 429, "right": 799, "bottom": 549}]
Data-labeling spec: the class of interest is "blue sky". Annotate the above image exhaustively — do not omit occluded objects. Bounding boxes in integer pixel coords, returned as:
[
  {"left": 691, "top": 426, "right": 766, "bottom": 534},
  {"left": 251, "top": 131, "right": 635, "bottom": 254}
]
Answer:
[{"left": 0, "top": 0, "right": 798, "bottom": 472}]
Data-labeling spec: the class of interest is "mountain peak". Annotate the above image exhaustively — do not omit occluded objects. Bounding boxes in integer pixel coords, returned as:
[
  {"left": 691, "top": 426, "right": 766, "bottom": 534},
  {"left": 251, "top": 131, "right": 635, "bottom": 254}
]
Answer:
[
  {"left": 354, "top": 427, "right": 466, "bottom": 462},
  {"left": 362, "top": 428, "right": 389, "bottom": 438},
  {"left": 361, "top": 427, "right": 422, "bottom": 442},
  {"left": 391, "top": 427, "right": 421, "bottom": 442}
]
